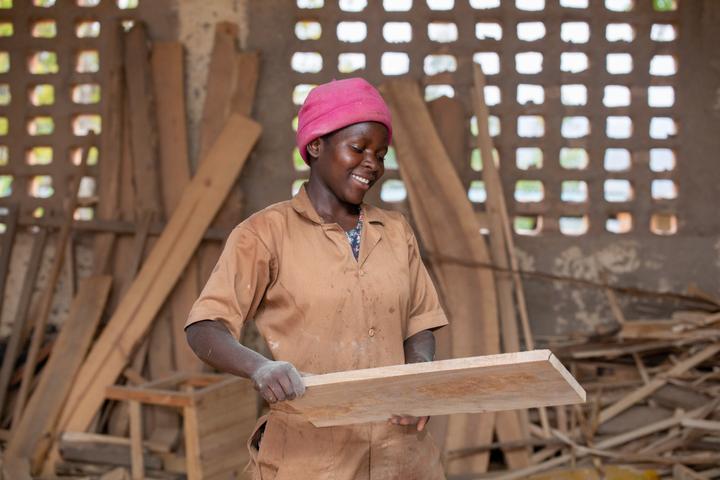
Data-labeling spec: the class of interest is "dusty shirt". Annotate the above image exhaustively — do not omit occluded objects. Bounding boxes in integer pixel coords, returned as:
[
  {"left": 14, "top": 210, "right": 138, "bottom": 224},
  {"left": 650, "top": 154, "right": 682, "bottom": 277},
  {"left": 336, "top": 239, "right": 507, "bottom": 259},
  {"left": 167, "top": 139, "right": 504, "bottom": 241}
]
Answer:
[{"left": 186, "top": 186, "right": 448, "bottom": 480}]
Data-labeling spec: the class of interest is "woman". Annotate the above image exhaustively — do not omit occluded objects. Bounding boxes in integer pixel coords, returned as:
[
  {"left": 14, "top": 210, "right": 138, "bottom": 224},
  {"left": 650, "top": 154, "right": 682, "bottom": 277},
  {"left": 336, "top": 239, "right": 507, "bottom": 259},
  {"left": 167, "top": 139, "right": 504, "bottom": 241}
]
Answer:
[{"left": 185, "top": 78, "right": 448, "bottom": 479}]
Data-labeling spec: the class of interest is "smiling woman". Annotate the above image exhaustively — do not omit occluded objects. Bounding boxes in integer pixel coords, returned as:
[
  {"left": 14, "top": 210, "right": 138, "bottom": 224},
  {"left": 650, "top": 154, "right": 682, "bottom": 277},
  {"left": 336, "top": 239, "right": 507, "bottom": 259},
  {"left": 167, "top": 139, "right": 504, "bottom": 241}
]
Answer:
[{"left": 185, "top": 78, "right": 449, "bottom": 480}]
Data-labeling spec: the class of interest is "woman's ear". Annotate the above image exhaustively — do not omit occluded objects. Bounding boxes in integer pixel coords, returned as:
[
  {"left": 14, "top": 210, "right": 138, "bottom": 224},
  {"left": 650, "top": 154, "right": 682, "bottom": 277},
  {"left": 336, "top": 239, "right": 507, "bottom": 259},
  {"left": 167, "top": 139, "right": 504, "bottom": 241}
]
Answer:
[{"left": 306, "top": 138, "right": 323, "bottom": 161}]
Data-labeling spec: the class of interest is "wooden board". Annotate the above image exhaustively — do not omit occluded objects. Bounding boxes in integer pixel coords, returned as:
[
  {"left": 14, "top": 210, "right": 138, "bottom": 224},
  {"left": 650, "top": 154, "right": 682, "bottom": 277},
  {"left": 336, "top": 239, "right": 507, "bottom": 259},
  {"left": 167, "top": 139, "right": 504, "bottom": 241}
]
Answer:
[
  {"left": 381, "top": 79, "right": 500, "bottom": 473},
  {"left": 151, "top": 41, "right": 203, "bottom": 374},
  {"left": 598, "top": 342, "right": 720, "bottom": 424},
  {"left": 0, "top": 227, "right": 46, "bottom": 418},
  {"left": 57, "top": 432, "right": 163, "bottom": 471},
  {"left": 287, "top": 350, "right": 585, "bottom": 427},
  {"left": 425, "top": 95, "right": 465, "bottom": 455},
  {"left": 0, "top": 205, "right": 18, "bottom": 316},
  {"left": 12, "top": 158, "right": 88, "bottom": 428},
  {"left": 188, "top": 378, "right": 255, "bottom": 480},
  {"left": 4, "top": 276, "right": 112, "bottom": 477},
  {"left": 124, "top": 23, "right": 162, "bottom": 220},
  {"left": 196, "top": 23, "right": 260, "bottom": 288},
  {"left": 472, "top": 65, "right": 542, "bottom": 459},
  {"left": 44, "top": 115, "right": 261, "bottom": 474},
  {"left": 92, "top": 23, "right": 124, "bottom": 276},
  {"left": 197, "top": 22, "right": 240, "bottom": 162},
  {"left": 427, "top": 96, "right": 467, "bottom": 179}
]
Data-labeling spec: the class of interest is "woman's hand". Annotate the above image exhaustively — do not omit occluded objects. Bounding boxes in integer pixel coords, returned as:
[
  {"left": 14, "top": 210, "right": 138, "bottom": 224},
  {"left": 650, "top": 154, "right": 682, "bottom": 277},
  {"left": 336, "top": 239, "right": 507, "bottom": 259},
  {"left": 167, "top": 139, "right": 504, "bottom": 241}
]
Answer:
[
  {"left": 251, "top": 360, "right": 306, "bottom": 404},
  {"left": 389, "top": 414, "right": 430, "bottom": 432}
]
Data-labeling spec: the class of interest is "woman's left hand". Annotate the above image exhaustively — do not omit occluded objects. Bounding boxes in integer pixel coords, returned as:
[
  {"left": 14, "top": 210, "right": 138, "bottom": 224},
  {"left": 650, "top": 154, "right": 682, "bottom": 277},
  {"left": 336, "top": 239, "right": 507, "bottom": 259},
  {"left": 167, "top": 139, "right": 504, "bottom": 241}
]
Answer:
[{"left": 388, "top": 414, "right": 430, "bottom": 432}]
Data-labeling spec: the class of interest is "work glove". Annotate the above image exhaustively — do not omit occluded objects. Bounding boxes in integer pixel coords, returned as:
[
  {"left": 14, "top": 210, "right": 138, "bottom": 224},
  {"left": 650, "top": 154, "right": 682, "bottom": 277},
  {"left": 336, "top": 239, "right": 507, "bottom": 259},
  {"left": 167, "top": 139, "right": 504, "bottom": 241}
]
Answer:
[{"left": 251, "top": 360, "right": 306, "bottom": 404}]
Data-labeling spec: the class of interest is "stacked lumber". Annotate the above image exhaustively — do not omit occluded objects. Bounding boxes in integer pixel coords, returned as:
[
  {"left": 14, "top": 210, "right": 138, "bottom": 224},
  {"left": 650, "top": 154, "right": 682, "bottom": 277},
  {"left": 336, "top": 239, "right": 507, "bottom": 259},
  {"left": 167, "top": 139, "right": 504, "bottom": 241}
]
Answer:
[{"left": 0, "top": 21, "right": 262, "bottom": 480}]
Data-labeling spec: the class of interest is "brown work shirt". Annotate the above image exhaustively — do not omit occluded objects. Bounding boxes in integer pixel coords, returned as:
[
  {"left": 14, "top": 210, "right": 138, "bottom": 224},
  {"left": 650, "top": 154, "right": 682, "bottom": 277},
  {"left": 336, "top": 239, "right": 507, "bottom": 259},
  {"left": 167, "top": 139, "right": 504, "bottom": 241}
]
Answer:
[{"left": 186, "top": 186, "right": 448, "bottom": 480}]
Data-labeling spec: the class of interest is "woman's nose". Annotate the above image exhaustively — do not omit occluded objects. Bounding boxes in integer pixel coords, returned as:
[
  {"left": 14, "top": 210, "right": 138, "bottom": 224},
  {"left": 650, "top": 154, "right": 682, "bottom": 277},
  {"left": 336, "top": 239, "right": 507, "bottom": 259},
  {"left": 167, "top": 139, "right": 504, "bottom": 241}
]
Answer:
[{"left": 363, "top": 151, "right": 381, "bottom": 171}]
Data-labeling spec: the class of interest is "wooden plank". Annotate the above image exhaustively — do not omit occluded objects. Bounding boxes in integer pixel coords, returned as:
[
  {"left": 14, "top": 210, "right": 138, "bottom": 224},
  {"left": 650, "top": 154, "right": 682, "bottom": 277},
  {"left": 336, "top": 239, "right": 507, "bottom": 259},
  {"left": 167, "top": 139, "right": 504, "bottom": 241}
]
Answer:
[
  {"left": 471, "top": 64, "right": 537, "bottom": 462},
  {"left": 183, "top": 403, "right": 203, "bottom": 480},
  {"left": 106, "top": 104, "right": 142, "bottom": 438},
  {"left": 206, "top": 50, "right": 260, "bottom": 234},
  {"left": 672, "top": 464, "right": 707, "bottom": 480},
  {"left": 129, "top": 400, "right": 144, "bottom": 480},
  {"left": 652, "top": 384, "right": 711, "bottom": 410},
  {"left": 191, "top": 377, "right": 254, "bottom": 480},
  {"left": 605, "top": 281, "right": 627, "bottom": 325},
  {"left": 59, "top": 431, "right": 170, "bottom": 454},
  {"left": 0, "top": 227, "right": 47, "bottom": 418},
  {"left": 598, "top": 405, "right": 672, "bottom": 435},
  {"left": 618, "top": 320, "right": 713, "bottom": 340},
  {"left": 472, "top": 65, "right": 535, "bottom": 359},
  {"left": 11, "top": 150, "right": 89, "bottom": 428},
  {"left": 101, "top": 468, "right": 131, "bottom": 480},
  {"left": 93, "top": 22, "right": 124, "bottom": 276},
  {"left": 473, "top": 66, "right": 552, "bottom": 440},
  {"left": 381, "top": 79, "right": 500, "bottom": 474},
  {"left": 1, "top": 457, "right": 31, "bottom": 480},
  {"left": 288, "top": 350, "right": 584, "bottom": 427},
  {"left": 125, "top": 25, "right": 168, "bottom": 438},
  {"left": 0, "top": 205, "right": 19, "bottom": 315},
  {"left": 681, "top": 418, "right": 720, "bottom": 432},
  {"left": 16, "top": 216, "right": 232, "bottom": 240},
  {"left": 197, "top": 22, "right": 240, "bottom": 162},
  {"left": 139, "top": 372, "right": 190, "bottom": 390},
  {"left": 425, "top": 95, "right": 465, "bottom": 455},
  {"left": 107, "top": 103, "right": 138, "bottom": 316},
  {"left": 231, "top": 51, "right": 260, "bottom": 117},
  {"left": 45, "top": 114, "right": 261, "bottom": 473},
  {"left": 57, "top": 462, "right": 179, "bottom": 480},
  {"left": 5, "top": 276, "right": 112, "bottom": 475},
  {"left": 105, "top": 386, "right": 192, "bottom": 408},
  {"left": 124, "top": 23, "right": 162, "bottom": 220},
  {"left": 197, "top": 24, "right": 260, "bottom": 288},
  {"left": 64, "top": 236, "right": 77, "bottom": 296},
  {"left": 57, "top": 433, "right": 163, "bottom": 471},
  {"left": 427, "top": 96, "right": 467, "bottom": 179},
  {"left": 598, "top": 343, "right": 720, "bottom": 424},
  {"left": 151, "top": 41, "right": 204, "bottom": 374}
]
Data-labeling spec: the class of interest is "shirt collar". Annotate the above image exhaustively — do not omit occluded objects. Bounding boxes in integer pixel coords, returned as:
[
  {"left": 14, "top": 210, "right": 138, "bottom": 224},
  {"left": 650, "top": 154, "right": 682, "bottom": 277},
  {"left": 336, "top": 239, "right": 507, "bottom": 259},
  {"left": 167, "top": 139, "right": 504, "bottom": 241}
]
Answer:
[{"left": 291, "top": 184, "right": 385, "bottom": 226}]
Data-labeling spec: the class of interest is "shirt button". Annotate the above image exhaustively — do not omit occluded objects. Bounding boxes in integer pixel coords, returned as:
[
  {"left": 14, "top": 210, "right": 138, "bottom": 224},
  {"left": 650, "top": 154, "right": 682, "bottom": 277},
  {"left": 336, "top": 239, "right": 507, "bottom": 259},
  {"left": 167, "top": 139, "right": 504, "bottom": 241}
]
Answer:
[{"left": 368, "top": 328, "right": 376, "bottom": 337}]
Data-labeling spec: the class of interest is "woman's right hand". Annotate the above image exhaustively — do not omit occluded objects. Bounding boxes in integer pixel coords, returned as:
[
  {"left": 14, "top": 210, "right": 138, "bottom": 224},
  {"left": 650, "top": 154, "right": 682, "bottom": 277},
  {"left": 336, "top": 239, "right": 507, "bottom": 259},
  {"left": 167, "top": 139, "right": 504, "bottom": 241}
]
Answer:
[{"left": 251, "top": 360, "right": 307, "bottom": 404}]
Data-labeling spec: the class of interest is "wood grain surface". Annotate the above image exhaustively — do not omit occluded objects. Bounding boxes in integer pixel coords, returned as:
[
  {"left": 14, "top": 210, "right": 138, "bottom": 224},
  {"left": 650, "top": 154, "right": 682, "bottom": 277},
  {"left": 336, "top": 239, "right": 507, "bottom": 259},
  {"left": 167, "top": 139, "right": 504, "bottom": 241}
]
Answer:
[{"left": 287, "top": 350, "right": 585, "bottom": 427}]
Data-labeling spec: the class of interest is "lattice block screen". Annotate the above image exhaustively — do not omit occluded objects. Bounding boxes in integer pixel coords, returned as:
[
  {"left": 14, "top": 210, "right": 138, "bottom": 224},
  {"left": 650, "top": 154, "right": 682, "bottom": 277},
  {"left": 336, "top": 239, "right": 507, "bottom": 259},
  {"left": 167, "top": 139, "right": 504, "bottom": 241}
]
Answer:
[
  {"left": 0, "top": 0, "right": 141, "bottom": 222},
  {"left": 289, "top": 0, "right": 680, "bottom": 236}
]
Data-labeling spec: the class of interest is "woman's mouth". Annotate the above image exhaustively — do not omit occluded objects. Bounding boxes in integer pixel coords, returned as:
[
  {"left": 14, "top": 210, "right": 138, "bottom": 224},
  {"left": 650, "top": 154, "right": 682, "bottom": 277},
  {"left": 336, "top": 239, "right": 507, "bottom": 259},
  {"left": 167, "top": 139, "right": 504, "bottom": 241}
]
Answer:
[{"left": 351, "top": 173, "right": 371, "bottom": 186}]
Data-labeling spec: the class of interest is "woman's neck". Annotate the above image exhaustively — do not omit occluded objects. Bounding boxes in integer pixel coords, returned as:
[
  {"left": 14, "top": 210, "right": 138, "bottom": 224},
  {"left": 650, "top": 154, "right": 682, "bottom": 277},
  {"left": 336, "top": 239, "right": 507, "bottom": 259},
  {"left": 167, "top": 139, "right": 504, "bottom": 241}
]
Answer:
[{"left": 305, "top": 180, "right": 360, "bottom": 230}]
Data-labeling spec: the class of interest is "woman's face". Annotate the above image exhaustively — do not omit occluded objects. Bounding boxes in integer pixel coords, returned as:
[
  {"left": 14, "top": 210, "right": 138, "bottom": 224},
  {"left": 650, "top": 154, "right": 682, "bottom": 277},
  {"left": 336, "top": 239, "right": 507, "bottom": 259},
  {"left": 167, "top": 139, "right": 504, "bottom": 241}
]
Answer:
[{"left": 307, "top": 121, "right": 389, "bottom": 205}]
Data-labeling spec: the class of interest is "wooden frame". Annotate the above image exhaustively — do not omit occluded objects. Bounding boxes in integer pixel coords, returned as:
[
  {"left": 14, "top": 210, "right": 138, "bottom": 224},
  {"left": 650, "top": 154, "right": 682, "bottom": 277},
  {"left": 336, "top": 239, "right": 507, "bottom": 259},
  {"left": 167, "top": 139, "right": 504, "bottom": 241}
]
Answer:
[{"left": 105, "top": 373, "right": 256, "bottom": 480}]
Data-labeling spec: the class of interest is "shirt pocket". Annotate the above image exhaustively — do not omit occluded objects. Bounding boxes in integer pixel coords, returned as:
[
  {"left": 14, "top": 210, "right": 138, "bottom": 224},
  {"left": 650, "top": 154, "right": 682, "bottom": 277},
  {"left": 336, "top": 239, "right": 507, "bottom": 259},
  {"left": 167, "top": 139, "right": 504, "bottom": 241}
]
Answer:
[{"left": 249, "top": 413, "right": 287, "bottom": 479}]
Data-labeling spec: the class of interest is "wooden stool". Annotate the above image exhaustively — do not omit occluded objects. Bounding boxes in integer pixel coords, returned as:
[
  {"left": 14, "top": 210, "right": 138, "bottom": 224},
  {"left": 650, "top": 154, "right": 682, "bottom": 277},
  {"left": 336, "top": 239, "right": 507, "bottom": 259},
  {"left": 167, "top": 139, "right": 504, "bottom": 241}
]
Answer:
[{"left": 106, "top": 373, "right": 256, "bottom": 480}]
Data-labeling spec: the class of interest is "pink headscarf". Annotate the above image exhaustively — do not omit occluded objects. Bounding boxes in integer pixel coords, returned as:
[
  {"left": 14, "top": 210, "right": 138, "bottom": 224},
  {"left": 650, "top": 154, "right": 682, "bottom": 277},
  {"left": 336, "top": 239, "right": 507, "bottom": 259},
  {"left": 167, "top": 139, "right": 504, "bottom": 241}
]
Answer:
[{"left": 296, "top": 78, "right": 393, "bottom": 163}]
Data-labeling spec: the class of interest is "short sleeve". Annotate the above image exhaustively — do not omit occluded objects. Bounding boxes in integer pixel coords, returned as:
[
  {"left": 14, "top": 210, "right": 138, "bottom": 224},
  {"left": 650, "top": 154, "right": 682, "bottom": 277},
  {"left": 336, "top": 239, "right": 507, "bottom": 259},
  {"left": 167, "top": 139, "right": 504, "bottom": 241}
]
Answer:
[
  {"left": 185, "top": 226, "right": 274, "bottom": 340},
  {"left": 403, "top": 218, "right": 449, "bottom": 339}
]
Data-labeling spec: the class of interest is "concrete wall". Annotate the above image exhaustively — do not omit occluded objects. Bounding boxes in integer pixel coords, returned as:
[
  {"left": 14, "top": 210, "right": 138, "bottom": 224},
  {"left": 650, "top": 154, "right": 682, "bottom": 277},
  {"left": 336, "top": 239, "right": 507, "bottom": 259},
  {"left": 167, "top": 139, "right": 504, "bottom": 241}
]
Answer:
[
  {"left": 242, "top": 0, "right": 720, "bottom": 340},
  {"left": 5, "top": 1, "right": 715, "bottom": 341}
]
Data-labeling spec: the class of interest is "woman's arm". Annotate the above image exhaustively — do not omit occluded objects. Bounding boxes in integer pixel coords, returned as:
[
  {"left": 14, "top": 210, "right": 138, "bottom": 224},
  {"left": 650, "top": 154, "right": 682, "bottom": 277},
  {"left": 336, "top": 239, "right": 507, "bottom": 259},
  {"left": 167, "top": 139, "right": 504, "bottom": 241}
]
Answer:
[
  {"left": 186, "top": 320, "right": 305, "bottom": 403},
  {"left": 403, "top": 329, "right": 435, "bottom": 364},
  {"left": 390, "top": 330, "right": 436, "bottom": 431}
]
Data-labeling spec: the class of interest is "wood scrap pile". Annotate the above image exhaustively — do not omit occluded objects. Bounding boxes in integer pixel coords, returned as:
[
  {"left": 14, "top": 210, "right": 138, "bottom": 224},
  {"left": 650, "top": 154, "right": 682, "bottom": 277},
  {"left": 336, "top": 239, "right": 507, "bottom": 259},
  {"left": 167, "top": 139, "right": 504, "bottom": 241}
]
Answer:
[
  {"left": 0, "top": 21, "right": 261, "bottom": 480},
  {"left": 382, "top": 70, "right": 720, "bottom": 480},
  {"left": 518, "top": 311, "right": 720, "bottom": 480}
]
